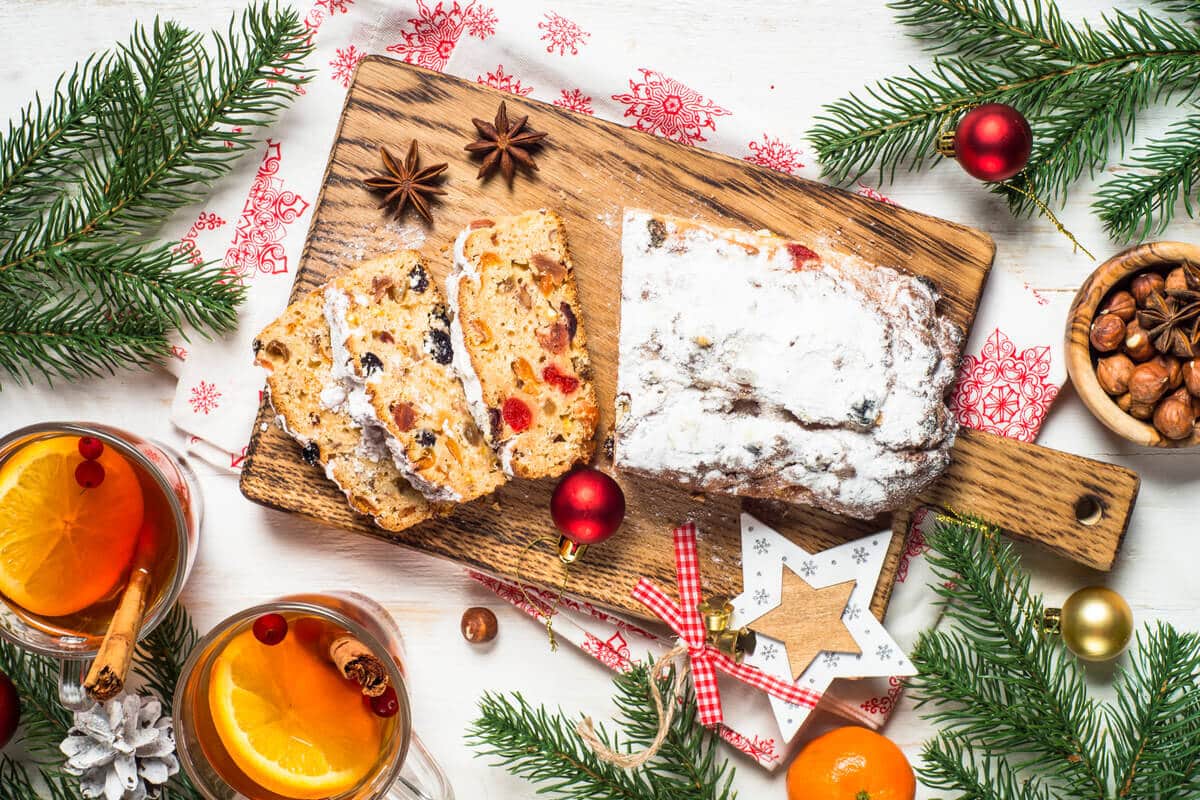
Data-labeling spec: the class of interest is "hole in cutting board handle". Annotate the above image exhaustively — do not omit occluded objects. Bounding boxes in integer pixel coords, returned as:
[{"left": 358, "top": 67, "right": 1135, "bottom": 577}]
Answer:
[{"left": 1074, "top": 495, "right": 1104, "bottom": 526}]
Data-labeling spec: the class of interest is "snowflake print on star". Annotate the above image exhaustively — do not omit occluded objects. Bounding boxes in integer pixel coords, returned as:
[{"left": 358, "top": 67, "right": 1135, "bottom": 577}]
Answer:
[
  {"left": 612, "top": 69, "right": 730, "bottom": 146},
  {"left": 386, "top": 1, "right": 496, "bottom": 72},
  {"left": 753, "top": 537, "right": 771, "bottom": 555},
  {"left": 744, "top": 134, "right": 803, "bottom": 174},
  {"left": 553, "top": 88, "right": 594, "bottom": 115},
  {"left": 329, "top": 45, "right": 365, "bottom": 88},
  {"left": 952, "top": 327, "right": 1060, "bottom": 443},
  {"left": 852, "top": 546, "right": 869, "bottom": 564},
  {"left": 188, "top": 381, "right": 221, "bottom": 415},
  {"left": 477, "top": 65, "right": 532, "bottom": 96},
  {"left": 539, "top": 11, "right": 590, "bottom": 55}
]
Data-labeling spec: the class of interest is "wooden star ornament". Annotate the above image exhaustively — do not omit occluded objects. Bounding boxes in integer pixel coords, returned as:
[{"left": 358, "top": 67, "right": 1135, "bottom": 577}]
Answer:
[{"left": 744, "top": 569, "right": 861, "bottom": 681}]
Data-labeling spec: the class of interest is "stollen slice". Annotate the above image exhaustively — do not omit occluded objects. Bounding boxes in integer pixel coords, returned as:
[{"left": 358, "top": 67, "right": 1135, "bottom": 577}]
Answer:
[
  {"left": 253, "top": 287, "right": 436, "bottom": 532},
  {"left": 448, "top": 210, "right": 599, "bottom": 478},
  {"left": 325, "top": 252, "right": 506, "bottom": 503}
]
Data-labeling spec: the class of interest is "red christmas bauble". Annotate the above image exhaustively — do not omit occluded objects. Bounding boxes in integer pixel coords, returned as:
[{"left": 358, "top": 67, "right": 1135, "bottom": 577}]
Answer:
[
  {"left": 550, "top": 468, "right": 626, "bottom": 547},
  {"left": 0, "top": 670, "right": 19, "bottom": 750},
  {"left": 952, "top": 103, "right": 1032, "bottom": 182}
]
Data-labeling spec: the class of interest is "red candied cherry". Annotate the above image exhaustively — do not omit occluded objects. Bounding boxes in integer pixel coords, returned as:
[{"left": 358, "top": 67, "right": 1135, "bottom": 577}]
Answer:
[
  {"left": 542, "top": 365, "right": 579, "bottom": 395},
  {"left": 252, "top": 613, "right": 289, "bottom": 645},
  {"left": 366, "top": 685, "right": 400, "bottom": 718},
  {"left": 77, "top": 436, "right": 105, "bottom": 460},
  {"left": 502, "top": 397, "right": 533, "bottom": 433},
  {"left": 786, "top": 243, "right": 819, "bottom": 270},
  {"left": 74, "top": 460, "right": 105, "bottom": 489}
]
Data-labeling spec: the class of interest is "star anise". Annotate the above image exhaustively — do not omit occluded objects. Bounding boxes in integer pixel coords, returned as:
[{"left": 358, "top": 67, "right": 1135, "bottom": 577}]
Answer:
[
  {"left": 464, "top": 100, "right": 548, "bottom": 182},
  {"left": 1137, "top": 289, "right": 1200, "bottom": 358},
  {"left": 363, "top": 140, "right": 447, "bottom": 223}
]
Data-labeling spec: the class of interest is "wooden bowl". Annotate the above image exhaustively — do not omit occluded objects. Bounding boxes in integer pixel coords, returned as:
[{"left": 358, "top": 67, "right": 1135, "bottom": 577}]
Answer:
[{"left": 1066, "top": 241, "right": 1200, "bottom": 448}]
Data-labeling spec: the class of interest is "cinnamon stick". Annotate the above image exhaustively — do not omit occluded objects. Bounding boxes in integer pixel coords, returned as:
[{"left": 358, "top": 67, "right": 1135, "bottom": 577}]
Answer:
[
  {"left": 84, "top": 523, "right": 156, "bottom": 702},
  {"left": 329, "top": 635, "right": 389, "bottom": 697}
]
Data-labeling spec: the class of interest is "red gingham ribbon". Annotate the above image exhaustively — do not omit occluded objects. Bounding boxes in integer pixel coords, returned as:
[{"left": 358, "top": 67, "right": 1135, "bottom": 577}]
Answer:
[{"left": 631, "top": 523, "right": 822, "bottom": 727}]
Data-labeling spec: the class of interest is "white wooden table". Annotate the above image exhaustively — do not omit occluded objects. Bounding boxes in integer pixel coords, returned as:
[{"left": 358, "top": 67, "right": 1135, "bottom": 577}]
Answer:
[{"left": 3, "top": 1, "right": 1197, "bottom": 797}]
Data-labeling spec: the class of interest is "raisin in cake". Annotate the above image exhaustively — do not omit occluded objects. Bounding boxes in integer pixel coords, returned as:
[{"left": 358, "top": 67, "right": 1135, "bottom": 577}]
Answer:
[
  {"left": 447, "top": 210, "right": 599, "bottom": 478},
  {"left": 325, "top": 252, "right": 507, "bottom": 503},
  {"left": 615, "top": 210, "right": 963, "bottom": 519},
  {"left": 253, "top": 287, "right": 436, "bottom": 532}
]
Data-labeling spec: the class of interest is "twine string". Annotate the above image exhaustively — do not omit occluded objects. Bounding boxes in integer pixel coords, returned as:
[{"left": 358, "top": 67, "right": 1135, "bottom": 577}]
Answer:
[{"left": 575, "top": 644, "right": 689, "bottom": 770}]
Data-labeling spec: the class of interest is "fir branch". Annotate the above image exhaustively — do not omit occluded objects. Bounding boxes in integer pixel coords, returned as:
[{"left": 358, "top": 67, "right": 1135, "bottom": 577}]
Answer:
[
  {"left": 0, "top": 291, "right": 172, "bottom": 383},
  {"left": 1108, "top": 624, "right": 1200, "bottom": 799},
  {"left": 134, "top": 601, "right": 201, "bottom": 705},
  {"left": 0, "top": 758, "right": 80, "bottom": 800},
  {"left": 810, "top": 0, "right": 1200, "bottom": 237},
  {"left": 913, "top": 518, "right": 1108, "bottom": 797},
  {"left": 920, "top": 734, "right": 1058, "bottom": 800},
  {"left": 468, "top": 664, "right": 736, "bottom": 800},
  {"left": 1095, "top": 106, "right": 1200, "bottom": 241},
  {"left": 0, "top": 642, "right": 72, "bottom": 761}
]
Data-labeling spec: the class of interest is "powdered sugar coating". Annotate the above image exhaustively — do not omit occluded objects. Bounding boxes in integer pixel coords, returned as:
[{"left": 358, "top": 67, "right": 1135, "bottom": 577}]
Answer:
[{"left": 614, "top": 210, "right": 962, "bottom": 518}]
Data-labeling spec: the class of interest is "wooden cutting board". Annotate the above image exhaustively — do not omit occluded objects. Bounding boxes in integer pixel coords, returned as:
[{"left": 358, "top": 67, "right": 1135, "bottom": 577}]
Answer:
[{"left": 240, "top": 57, "right": 1139, "bottom": 622}]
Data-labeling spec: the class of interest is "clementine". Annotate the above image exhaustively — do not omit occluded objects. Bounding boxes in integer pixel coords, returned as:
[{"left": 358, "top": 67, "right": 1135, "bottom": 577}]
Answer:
[{"left": 786, "top": 726, "right": 915, "bottom": 800}]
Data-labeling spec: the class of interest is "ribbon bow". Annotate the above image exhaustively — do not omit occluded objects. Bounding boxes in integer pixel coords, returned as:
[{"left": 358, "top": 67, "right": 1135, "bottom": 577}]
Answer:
[{"left": 632, "top": 523, "right": 822, "bottom": 727}]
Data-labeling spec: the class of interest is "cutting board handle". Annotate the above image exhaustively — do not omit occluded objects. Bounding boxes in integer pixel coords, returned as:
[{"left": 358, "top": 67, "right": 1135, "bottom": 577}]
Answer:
[{"left": 892, "top": 427, "right": 1139, "bottom": 571}]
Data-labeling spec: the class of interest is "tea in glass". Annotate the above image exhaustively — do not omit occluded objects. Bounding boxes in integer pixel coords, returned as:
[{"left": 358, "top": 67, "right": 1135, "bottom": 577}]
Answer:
[
  {"left": 175, "top": 595, "right": 452, "bottom": 800},
  {"left": 0, "top": 423, "right": 199, "bottom": 656}
]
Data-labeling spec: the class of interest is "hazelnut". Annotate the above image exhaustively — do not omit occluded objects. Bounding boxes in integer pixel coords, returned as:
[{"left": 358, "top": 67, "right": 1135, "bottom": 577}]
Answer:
[
  {"left": 1154, "top": 394, "right": 1196, "bottom": 440},
  {"left": 1154, "top": 354, "right": 1184, "bottom": 389},
  {"left": 1115, "top": 392, "right": 1133, "bottom": 412},
  {"left": 1095, "top": 353, "right": 1135, "bottom": 395},
  {"left": 461, "top": 607, "right": 498, "bottom": 643},
  {"left": 1129, "top": 361, "right": 1171, "bottom": 404},
  {"left": 1184, "top": 360, "right": 1200, "bottom": 396},
  {"left": 1130, "top": 401, "right": 1156, "bottom": 420},
  {"left": 1099, "top": 290, "right": 1136, "bottom": 322},
  {"left": 1131, "top": 272, "right": 1166, "bottom": 306},
  {"left": 1089, "top": 313, "right": 1126, "bottom": 352},
  {"left": 1124, "top": 320, "right": 1157, "bottom": 362},
  {"left": 1166, "top": 266, "right": 1188, "bottom": 294}
]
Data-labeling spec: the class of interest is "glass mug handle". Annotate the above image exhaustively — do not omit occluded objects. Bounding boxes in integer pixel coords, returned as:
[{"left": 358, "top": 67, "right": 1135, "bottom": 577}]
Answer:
[
  {"left": 58, "top": 658, "right": 94, "bottom": 710},
  {"left": 386, "top": 734, "right": 454, "bottom": 800}
]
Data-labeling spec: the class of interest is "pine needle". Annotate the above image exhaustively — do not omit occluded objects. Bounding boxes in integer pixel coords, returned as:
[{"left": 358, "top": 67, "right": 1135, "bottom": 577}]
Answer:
[
  {"left": 0, "top": 2, "right": 313, "bottom": 385},
  {"left": 809, "top": 0, "right": 1200, "bottom": 240}
]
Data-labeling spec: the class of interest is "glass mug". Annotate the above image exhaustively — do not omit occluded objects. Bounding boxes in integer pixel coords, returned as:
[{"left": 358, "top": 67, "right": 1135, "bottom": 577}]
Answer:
[
  {"left": 0, "top": 422, "right": 202, "bottom": 708},
  {"left": 174, "top": 592, "right": 453, "bottom": 800}
]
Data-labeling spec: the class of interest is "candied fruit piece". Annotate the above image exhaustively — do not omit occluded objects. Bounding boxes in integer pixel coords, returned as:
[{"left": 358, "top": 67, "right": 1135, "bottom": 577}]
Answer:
[{"left": 503, "top": 397, "right": 533, "bottom": 433}]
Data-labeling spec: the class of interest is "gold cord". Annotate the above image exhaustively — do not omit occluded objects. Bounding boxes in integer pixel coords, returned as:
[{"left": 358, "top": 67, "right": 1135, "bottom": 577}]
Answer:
[
  {"left": 999, "top": 178, "right": 1095, "bottom": 260},
  {"left": 515, "top": 536, "right": 571, "bottom": 652}
]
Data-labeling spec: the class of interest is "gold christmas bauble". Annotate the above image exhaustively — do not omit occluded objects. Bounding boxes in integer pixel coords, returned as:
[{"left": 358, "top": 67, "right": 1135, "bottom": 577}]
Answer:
[{"left": 1055, "top": 586, "right": 1133, "bottom": 661}]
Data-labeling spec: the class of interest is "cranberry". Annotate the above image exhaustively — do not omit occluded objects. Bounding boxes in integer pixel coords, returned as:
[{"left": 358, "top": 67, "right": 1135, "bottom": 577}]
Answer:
[
  {"left": 77, "top": 436, "right": 104, "bottom": 460},
  {"left": 74, "top": 460, "right": 105, "bottom": 489},
  {"left": 502, "top": 397, "right": 533, "bottom": 433},
  {"left": 542, "top": 365, "right": 579, "bottom": 395},
  {"left": 367, "top": 685, "right": 400, "bottom": 718},
  {"left": 252, "top": 613, "right": 289, "bottom": 645},
  {"left": 786, "top": 243, "right": 819, "bottom": 270}
]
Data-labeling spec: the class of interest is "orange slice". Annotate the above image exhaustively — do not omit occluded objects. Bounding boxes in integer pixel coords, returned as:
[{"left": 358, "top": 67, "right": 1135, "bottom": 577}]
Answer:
[
  {"left": 208, "top": 625, "right": 386, "bottom": 799},
  {"left": 0, "top": 437, "right": 143, "bottom": 616}
]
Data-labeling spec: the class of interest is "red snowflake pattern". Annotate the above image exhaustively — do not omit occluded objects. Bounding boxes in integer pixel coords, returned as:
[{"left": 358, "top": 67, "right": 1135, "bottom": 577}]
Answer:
[
  {"left": 170, "top": 345, "right": 189, "bottom": 362},
  {"left": 553, "top": 88, "right": 594, "bottom": 114},
  {"left": 715, "top": 726, "right": 779, "bottom": 765},
  {"left": 895, "top": 517, "right": 929, "bottom": 584},
  {"left": 224, "top": 141, "right": 309, "bottom": 281},
  {"left": 476, "top": 65, "right": 532, "bottom": 96},
  {"left": 952, "top": 328, "right": 1060, "bottom": 443},
  {"left": 538, "top": 11, "right": 590, "bottom": 56},
  {"left": 173, "top": 211, "right": 226, "bottom": 266},
  {"left": 743, "top": 134, "right": 803, "bottom": 174},
  {"left": 859, "top": 675, "right": 904, "bottom": 716},
  {"left": 581, "top": 632, "right": 633, "bottom": 672},
  {"left": 465, "top": 4, "right": 498, "bottom": 38},
  {"left": 188, "top": 381, "right": 222, "bottom": 415},
  {"left": 387, "top": 1, "right": 495, "bottom": 72},
  {"left": 329, "top": 45, "right": 365, "bottom": 87},
  {"left": 612, "top": 69, "right": 730, "bottom": 146},
  {"left": 856, "top": 183, "right": 898, "bottom": 205},
  {"left": 315, "top": 0, "right": 352, "bottom": 14},
  {"left": 229, "top": 446, "right": 249, "bottom": 471}
]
